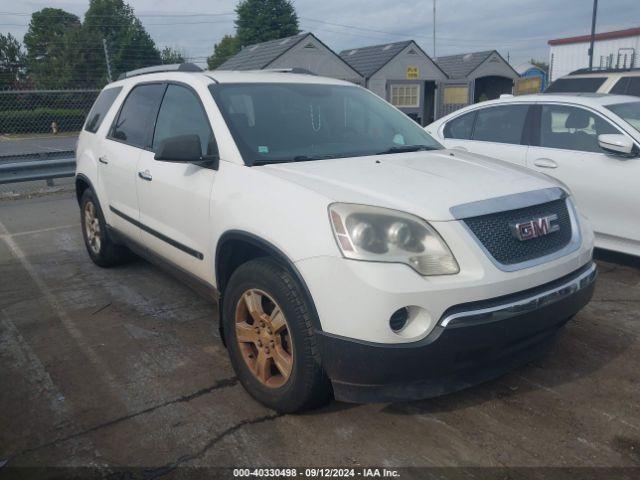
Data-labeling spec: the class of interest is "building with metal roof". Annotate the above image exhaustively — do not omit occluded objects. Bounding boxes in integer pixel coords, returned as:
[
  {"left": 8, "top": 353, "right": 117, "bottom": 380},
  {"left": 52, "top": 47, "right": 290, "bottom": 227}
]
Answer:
[
  {"left": 435, "top": 50, "right": 519, "bottom": 107},
  {"left": 340, "top": 40, "right": 448, "bottom": 125},
  {"left": 217, "top": 32, "right": 363, "bottom": 85}
]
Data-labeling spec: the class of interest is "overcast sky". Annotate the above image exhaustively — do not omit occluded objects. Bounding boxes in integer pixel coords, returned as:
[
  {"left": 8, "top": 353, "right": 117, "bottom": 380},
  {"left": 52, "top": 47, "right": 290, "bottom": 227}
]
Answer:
[{"left": 1, "top": 0, "right": 638, "bottom": 67}]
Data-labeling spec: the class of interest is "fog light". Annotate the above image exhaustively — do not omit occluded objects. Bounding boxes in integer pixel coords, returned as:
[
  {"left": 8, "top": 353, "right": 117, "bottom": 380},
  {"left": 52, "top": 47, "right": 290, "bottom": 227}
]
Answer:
[{"left": 389, "top": 307, "right": 409, "bottom": 332}]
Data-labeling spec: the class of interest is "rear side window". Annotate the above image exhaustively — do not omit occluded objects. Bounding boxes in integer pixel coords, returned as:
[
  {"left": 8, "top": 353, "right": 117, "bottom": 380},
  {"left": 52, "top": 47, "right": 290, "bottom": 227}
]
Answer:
[
  {"left": 610, "top": 77, "right": 630, "bottom": 95},
  {"left": 153, "top": 84, "right": 215, "bottom": 156},
  {"left": 110, "top": 83, "right": 166, "bottom": 148},
  {"left": 443, "top": 111, "right": 475, "bottom": 139},
  {"left": 545, "top": 77, "right": 606, "bottom": 93},
  {"left": 472, "top": 105, "right": 529, "bottom": 144},
  {"left": 627, "top": 78, "right": 640, "bottom": 97},
  {"left": 84, "top": 87, "right": 122, "bottom": 133}
]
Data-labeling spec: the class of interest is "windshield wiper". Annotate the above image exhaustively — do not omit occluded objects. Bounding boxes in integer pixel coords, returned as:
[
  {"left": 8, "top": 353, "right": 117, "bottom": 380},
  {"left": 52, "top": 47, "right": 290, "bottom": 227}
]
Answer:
[
  {"left": 292, "top": 154, "right": 337, "bottom": 162},
  {"left": 376, "top": 145, "right": 439, "bottom": 155}
]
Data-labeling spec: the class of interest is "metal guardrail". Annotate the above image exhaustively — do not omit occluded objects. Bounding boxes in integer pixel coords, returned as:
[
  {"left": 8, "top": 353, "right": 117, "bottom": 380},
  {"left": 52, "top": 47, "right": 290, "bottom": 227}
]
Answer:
[{"left": 0, "top": 151, "right": 76, "bottom": 184}]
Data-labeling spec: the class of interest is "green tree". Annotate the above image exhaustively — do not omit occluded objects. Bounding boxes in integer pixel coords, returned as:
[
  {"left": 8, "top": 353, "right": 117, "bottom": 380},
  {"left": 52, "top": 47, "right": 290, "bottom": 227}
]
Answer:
[
  {"left": 235, "top": 0, "right": 300, "bottom": 47},
  {"left": 207, "top": 35, "right": 240, "bottom": 69},
  {"left": 84, "top": 0, "right": 161, "bottom": 77},
  {"left": 23, "top": 8, "right": 81, "bottom": 87},
  {"left": 161, "top": 46, "right": 185, "bottom": 64},
  {"left": 0, "top": 33, "right": 25, "bottom": 88}
]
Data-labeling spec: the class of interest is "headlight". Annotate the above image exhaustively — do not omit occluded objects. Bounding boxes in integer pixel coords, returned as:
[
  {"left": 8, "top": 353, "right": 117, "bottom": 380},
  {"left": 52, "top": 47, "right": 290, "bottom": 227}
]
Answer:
[{"left": 329, "top": 203, "right": 459, "bottom": 275}]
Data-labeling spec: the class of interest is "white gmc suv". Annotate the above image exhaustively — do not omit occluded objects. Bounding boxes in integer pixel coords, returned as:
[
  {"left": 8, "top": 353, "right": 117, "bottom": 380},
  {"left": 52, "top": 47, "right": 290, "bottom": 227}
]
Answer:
[{"left": 75, "top": 64, "right": 596, "bottom": 412}]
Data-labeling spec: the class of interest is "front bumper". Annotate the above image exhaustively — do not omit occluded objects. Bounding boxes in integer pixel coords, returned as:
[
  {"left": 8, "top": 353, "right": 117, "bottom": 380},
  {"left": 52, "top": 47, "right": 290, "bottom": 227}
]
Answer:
[{"left": 317, "top": 262, "right": 597, "bottom": 403}]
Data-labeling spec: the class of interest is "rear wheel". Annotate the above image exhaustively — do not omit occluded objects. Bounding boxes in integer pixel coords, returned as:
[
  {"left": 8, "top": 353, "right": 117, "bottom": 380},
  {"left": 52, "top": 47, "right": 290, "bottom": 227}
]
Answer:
[
  {"left": 80, "top": 189, "right": 130, "bottom": 267},
  {"left": 223, "top": 258, "right": 331, "bottom": 412}
]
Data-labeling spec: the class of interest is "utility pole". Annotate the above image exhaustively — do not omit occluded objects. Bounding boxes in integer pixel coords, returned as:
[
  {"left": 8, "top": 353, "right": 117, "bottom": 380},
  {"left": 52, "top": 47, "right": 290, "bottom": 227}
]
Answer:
[
  {"left": 102, "top": 38, "right": 113, "bottom": 83},
  {"left": 433, "top": 0, "right": 436, "bottom": 58},
  {"left": 588, "top": 0, "right": 598, "bottom": 70}
]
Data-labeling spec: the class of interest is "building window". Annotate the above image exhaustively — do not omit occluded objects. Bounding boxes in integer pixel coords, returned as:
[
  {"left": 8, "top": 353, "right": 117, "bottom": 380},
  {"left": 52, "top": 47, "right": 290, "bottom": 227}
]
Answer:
[
  {"left": 442, "top": 85, "right": 469, "bottom": 105},
  {"left": 390, "top": 84, "right": 420, "bottom": 108}
]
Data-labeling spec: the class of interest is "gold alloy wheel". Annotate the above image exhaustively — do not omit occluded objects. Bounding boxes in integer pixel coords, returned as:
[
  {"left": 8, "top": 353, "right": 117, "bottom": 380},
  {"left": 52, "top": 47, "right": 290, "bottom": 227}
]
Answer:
[
  {"left": 235, "top": 289, "right": 294, "bottom": 388},
  {"left": 84, "top": 201, "right": 101, "bottom": 255}
]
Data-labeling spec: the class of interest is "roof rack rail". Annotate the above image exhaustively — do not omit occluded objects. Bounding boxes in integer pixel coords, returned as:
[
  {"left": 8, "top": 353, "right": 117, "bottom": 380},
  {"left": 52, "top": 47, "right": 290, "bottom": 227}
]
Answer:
[
  {"left": 117, "top": 63, "right": 203, "bottom": 80},
  {"left": 569, "top": 66, "right": 640, "bottom": 75},
  {"left": 263, "top": 67, "right": 316, "bottom": 75}
]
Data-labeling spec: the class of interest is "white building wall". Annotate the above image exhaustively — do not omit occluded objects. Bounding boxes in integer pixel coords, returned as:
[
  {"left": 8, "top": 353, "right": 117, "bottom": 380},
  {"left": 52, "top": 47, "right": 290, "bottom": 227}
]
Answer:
[{"left": 549, "top": 34, "right": 640, "bottom": 81}]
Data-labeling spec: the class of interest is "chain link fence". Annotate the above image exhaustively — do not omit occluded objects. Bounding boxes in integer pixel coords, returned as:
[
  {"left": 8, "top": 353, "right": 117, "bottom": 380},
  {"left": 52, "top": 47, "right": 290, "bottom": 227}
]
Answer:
[
  {"left": 0, "top": 89, "right": 96, "bottom": 197},
  {"left": 0, "top": 89, "right": 99, "bottom": 135}
]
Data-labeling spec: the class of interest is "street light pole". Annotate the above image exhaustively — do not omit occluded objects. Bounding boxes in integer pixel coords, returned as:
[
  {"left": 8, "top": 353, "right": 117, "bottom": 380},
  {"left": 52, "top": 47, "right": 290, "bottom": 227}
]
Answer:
[
  {"left": 588, "top": 0, "right": 598, "bottom": 70},
  {"left": 433, "top": 0, "right": 436, "bottom": 58}
]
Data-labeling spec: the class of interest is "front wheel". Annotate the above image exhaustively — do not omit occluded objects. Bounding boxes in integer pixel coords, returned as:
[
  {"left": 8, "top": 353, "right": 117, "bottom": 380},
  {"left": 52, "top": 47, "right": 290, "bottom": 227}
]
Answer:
[
  {"left": 222, "top": 258, "right": 331, "bottom": 412},
  {"left": 80, "top": 189, "right": 130, "bottom": 267}
]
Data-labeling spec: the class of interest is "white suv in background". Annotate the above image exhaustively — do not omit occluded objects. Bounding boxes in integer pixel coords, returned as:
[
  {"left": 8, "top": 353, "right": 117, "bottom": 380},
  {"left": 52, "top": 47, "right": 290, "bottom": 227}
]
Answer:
[
  {"left": 76, "top": 65, "right": 596, "bottom": 412},
  {"left": 427, "top": 93, "right": 640, "bottom": 257}
]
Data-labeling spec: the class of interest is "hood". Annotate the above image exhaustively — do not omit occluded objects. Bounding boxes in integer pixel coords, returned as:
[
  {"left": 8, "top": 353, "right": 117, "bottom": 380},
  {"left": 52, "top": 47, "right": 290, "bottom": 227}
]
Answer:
[{"left": 260, "top": 149, "right": 559, "bottom": 221}]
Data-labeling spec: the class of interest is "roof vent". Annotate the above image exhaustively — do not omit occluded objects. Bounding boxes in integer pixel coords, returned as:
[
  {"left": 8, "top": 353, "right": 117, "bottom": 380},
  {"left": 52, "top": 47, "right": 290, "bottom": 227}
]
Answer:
[
  {"left": 348, "top": 49, "right": 358, "bottom": 55},
  {"left": 383, "top": 44, "right": 393, "bottom": 51},
  {"left": 463, "top": 53, "right": 473, "bottom": 62},
  {"left": 249, "top": 45, "right": 260, "bottom": 52},
  {"left": 279, "top": 38, "right": 291, "bottom": 45},
  {"left": 303, "top": 42, "right": 316, "bottom": 49},
  {"left": 407, "top": 48, "right": 418, "bottom": 55}
]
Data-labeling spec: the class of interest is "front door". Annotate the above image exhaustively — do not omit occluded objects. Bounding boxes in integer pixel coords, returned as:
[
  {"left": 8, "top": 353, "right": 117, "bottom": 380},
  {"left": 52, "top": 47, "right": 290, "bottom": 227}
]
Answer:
[
  {"left": 526, "top": 103, "right": 640, "bottom": 250},
  {"left": 99, "top": 83, "right": 166, "bottom": 241},
  {"left": 136, "top": 83, "right": 218, "bottom": 281}
]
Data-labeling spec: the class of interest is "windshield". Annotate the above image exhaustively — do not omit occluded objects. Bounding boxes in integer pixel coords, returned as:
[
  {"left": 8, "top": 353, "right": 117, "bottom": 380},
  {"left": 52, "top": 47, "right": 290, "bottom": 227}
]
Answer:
[
  {"left": 209, "top": 83, "right": 442, "bottom": 165},
  {"left": 606, "top": 102, "right": 640, "bottom": 133}
]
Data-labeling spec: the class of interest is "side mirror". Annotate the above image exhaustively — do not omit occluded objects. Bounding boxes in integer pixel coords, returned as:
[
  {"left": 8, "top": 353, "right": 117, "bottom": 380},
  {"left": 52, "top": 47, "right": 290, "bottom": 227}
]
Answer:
[
  {"left": 598, "top": 134, "right": 636, "bottom": 157},
  {"left": 154, "top": 134, "right": 219, "bottom": 168}
]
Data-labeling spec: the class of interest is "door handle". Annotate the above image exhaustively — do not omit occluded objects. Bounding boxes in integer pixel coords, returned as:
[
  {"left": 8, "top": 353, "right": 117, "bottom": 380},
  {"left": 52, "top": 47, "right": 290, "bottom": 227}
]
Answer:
[
  {"left": 138, "top": 170, "right": 153, "bottom": 181},
  {"left": 533, "top": 158, "right": 558, "bottom": 169},
  {"left": 98, "top": 156, "right": 108, "bottom": 165}
]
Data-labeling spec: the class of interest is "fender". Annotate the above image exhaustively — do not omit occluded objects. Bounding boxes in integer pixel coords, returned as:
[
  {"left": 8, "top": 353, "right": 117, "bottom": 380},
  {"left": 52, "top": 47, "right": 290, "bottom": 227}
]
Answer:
[
  {"left": 215, "top": 230, "right": 324, "bottom": 343},
  {"left": 75, "top": 173, "right": 97, "bottom": 206}
]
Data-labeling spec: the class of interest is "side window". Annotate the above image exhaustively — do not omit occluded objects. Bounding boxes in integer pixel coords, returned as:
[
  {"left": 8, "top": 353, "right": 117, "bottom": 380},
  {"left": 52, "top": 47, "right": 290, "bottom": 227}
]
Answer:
[
  {"left": 84, "top": 87, "right": 122, "bottom": 133},
  {"left": 472, "top": 105, "right": 529, "bottom": 144},
  {"left": 626, "top": 78, "right": 640, "bottom": 97},
  {"left": 110, "top": 83, "right": 165, "bottom": 148},
  {"left": 443, "top": 111, "right": 475, "bottom": 140},
  {"left": 539, "top": 105, "right": 619, "bottom": 153},
  {"left": 153, "top": 84, "right": 215, "bottom": 156},
  {"left": 610, "top": 77, "right": 630, "bottom": 95}
]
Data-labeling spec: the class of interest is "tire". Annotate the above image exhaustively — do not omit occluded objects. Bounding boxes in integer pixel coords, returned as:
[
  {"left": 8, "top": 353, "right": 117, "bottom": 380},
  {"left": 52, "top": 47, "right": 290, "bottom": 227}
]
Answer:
[
  {"left": 222, "top": 258, "right": 331, "bottom": 413},
  {"left": 80, "top": 189, "right": 131, "bottom": 267}
]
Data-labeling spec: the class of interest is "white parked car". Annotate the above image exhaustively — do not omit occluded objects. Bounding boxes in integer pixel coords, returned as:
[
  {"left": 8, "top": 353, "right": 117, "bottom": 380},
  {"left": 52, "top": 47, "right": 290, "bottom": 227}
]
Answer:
[
  {"left": 427, "top": 93, "right": 640, "bottom": 257},
  {"left": 76, "top": 65, "right": 596, "bottom": 412},
  {"left": 545, "top": 68, "right": 640, "bottom": 97}
]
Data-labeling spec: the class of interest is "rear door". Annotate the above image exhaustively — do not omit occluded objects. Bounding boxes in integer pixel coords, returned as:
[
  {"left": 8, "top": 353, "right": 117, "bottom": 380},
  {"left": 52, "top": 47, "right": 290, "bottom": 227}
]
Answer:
[
  {"left": 136, "top": 83, "right": 218, "bottom": 281},
  {"left": 526, "top": 103, "right": 640, "bottom": 246},
  {"left": 100, "top": 83, "right": 165, "bottom": 241},
  {"left": 441, "top": 104, "right": 531, "bottom": 166}
]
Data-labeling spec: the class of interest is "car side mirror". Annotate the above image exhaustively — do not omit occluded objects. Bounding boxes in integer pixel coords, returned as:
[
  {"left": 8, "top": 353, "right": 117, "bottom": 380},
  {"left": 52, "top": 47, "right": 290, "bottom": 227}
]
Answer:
[
  {"left": 598, "top": 134, "right": 636, "bottom": 157},
  {"left": 154, "top": 134, "right": 219, "bottom": 169}
]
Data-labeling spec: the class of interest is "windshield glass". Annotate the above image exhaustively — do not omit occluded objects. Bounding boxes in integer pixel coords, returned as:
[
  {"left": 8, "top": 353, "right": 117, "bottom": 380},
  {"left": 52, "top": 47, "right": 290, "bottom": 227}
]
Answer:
[
  {"left": 209, "top": 83, "right": 442, "bottom": 165},
  {"left": 606, "top": 101, "right": 640, "bottom": 133}
]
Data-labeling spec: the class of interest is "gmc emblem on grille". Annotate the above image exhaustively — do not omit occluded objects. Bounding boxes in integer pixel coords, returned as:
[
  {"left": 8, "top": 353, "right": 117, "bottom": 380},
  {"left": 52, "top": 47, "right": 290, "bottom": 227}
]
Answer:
[{"left": 510, "top": 214, "right": 559, "bottom": 241}]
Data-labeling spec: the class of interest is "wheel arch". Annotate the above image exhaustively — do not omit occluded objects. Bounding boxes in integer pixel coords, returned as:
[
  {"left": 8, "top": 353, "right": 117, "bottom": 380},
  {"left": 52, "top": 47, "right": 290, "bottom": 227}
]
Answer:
[
  {"left": 214, "top": 230, "right": 323, "bottom": 344},
  {"left": 75, "top": 173, "right": 95, "bottom": 206}
]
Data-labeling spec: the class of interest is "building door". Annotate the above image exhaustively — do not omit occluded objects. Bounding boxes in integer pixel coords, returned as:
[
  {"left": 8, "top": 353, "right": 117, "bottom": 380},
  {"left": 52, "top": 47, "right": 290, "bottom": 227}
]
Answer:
[{"left": 422, "top": 81, "right": 436, "bottom": 125}]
